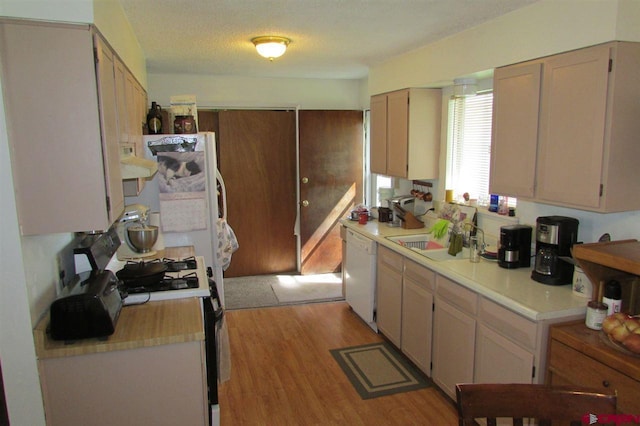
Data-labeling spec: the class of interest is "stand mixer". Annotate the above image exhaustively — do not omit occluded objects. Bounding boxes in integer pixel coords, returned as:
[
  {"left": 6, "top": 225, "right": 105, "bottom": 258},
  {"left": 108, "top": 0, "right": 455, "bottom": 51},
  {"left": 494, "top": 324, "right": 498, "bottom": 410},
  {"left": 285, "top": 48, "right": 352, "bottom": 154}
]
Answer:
[{"left": 116, "top": 204, "right": 162, "bottom": 260}]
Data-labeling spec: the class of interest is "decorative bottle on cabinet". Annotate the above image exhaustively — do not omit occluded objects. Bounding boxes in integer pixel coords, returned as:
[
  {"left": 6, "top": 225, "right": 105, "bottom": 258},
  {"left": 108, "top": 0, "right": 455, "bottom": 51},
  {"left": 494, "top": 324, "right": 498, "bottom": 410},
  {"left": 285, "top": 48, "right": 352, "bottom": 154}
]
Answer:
[{"left": 146, "top": 102, "right": 163, "bottom": 134}]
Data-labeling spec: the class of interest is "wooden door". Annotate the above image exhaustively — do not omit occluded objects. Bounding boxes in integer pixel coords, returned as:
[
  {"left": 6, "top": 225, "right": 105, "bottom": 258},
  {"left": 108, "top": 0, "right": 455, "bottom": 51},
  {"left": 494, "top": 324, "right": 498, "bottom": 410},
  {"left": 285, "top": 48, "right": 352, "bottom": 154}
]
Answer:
[
  {"left": 299, "top": 110, "right": 363, "bottom": 274},
  {"left": 218, "top": 110, "right": 297, "bottom": 277}
]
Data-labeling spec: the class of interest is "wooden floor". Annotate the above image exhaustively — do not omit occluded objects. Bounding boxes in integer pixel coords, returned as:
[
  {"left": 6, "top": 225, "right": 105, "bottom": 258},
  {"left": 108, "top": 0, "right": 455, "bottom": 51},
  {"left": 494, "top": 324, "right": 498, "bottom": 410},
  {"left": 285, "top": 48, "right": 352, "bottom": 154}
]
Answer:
[{"left": 219, "top": 301, "right": 458, "bottom": 425}]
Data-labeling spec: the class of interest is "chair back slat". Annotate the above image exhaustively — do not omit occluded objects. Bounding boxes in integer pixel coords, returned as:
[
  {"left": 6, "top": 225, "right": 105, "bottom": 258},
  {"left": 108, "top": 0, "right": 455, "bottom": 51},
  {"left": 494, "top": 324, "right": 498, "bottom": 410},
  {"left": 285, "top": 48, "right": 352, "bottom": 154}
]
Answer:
[{"left": 456, "top": 383, "right": 617, "bottom": 426}]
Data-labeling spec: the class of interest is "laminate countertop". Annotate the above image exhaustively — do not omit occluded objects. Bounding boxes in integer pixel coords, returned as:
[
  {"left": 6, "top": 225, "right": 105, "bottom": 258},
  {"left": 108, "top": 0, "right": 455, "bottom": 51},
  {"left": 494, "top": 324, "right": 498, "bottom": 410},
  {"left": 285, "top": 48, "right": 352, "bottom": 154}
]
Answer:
[
  {"left": 34, "top": 298, "right": 204, "bottom": 359},
  {"left": 33, "top": 246, "right": 204, "bottom": 360},
  {"left": 342, "top": 219, "right": 589, "bottom": 322}
]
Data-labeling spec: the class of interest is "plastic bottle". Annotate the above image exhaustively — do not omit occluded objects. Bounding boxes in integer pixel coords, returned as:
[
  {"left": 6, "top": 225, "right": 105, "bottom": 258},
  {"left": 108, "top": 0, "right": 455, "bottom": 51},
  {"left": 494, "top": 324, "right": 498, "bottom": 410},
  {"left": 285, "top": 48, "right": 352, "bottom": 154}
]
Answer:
[{"left": 602, "top": 279, "right": 622, "bottom": 316}]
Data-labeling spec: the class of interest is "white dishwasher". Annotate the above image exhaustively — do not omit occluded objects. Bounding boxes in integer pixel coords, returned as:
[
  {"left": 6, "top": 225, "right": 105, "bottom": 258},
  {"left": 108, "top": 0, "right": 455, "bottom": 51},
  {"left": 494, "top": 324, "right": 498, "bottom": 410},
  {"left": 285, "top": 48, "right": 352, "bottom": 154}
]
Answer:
[{"left": 345, "top": 228, "right": 378, "bottom": 331}]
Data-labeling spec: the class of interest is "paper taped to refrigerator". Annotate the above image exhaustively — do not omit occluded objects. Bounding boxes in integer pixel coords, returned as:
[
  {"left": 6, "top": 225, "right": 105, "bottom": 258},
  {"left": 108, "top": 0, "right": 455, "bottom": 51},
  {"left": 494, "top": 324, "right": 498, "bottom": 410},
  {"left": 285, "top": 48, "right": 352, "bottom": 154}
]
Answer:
[{"left": 156, "top": 151, "right": 208, "bottom": 232}]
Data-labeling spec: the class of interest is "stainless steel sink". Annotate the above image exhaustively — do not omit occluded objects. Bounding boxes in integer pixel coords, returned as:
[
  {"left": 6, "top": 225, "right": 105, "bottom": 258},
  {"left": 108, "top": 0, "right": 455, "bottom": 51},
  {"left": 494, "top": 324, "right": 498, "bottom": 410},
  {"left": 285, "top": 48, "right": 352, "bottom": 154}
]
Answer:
[{"left": 386, "top": 234, "right": 469, "bottom": 261}]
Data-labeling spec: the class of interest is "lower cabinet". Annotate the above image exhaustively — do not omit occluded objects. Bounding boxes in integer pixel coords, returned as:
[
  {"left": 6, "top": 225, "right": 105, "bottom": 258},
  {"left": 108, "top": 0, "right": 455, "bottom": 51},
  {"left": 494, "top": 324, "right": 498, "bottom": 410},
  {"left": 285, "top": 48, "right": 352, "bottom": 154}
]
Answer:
[
  {"left": 401, "top": 260, "right": 435, "bottom": 373},
  {"left": 38, "top": 341, "right": 208, "bottom": 426},
  {"left": 474, "top": 324, "right": 534, "bottom": 384},
  {"left": 376, "top": 246, "right": 404, "bottom": 348},
  {"left": 433, "top": 276, "right": 538, "bottom": 399},
  {"left": 374, "top": 242, "right": 573, "bottom": 400},
  {"left": 432, "top": 277, "right": 477, "bottom": 397},
  {"left": 376, "top": 246, "right": 435, "bottom": 374}
]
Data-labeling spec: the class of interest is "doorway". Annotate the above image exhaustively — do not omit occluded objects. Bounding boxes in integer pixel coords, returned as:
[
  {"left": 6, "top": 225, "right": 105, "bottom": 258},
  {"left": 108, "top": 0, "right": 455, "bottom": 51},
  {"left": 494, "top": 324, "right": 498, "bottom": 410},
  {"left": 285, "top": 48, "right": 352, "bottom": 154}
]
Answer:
[
  {"left": 217, "top": 110, "right": 297, "bottom": 277},
  {"left": 198, "top": 109, "right": 364, "bottom": 280},
  {"left": 299, "top": 110, "right": 364, "bottom": 274}
]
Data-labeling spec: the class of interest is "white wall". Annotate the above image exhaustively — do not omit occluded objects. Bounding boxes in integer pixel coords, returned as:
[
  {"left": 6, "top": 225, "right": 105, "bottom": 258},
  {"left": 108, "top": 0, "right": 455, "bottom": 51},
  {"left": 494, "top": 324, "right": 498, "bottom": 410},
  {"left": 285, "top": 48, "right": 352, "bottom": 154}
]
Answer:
[
  {"left": 148, "top": 73, "right": 366, "bottom": 110},
  {"left": 369, "top": 0, "right": 640, "bottom": 94},
  {"left": 93, "top": 0, "right": 147, "bottom": 87},
  {"left": 0, "top": 76, "right": 47, "bottom": 425},
  {"left": 0, "top": 0, "right": 93, "bottom": 23}
]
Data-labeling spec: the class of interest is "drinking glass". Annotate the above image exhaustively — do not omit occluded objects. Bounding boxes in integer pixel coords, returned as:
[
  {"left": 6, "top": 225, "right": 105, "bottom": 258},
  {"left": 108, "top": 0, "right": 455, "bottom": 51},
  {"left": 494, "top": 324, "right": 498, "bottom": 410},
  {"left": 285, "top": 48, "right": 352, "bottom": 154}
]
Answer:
[{"left": 469, "top": 236, "right": 481, "bottom": 263}]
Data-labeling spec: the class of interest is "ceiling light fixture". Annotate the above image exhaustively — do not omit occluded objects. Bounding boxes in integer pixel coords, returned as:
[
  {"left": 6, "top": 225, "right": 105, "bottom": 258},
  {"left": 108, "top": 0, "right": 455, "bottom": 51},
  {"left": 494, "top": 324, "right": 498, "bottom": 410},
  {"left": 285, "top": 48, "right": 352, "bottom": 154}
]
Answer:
[{"left": 252, "top": 36, "right": 290, "bottom": 60}]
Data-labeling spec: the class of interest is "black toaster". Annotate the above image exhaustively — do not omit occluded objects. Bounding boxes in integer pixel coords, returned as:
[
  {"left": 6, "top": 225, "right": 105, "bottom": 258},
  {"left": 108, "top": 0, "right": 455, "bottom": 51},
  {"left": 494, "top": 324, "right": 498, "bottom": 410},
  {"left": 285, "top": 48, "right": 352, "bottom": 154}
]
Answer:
[{"left": 49, "top": 270, "right": 123, "bottom": 341}]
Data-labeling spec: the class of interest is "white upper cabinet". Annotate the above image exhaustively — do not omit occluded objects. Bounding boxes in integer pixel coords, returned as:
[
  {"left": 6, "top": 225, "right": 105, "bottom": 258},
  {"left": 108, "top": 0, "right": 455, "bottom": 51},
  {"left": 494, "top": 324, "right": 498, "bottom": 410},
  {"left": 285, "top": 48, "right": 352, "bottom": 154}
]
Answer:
[
  {"left": 490, "top": 42, "right": 640, "bottom": 212},
  {"left": 490, "top": 62, "right": 541, "bottom": 198},
  {"left": 0, "top": 20, "right": 124, "bottom": 234},
  {"left": 370, "top": 88, "right": 441, "bottom": 180}
]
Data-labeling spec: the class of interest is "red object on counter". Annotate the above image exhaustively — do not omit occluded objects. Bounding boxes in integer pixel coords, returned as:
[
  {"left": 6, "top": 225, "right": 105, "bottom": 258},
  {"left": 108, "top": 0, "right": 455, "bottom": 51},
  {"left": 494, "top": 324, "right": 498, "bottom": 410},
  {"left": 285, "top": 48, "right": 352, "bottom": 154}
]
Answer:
[{"left": 358, "top": 212, "right": 368, "bottom": 224}]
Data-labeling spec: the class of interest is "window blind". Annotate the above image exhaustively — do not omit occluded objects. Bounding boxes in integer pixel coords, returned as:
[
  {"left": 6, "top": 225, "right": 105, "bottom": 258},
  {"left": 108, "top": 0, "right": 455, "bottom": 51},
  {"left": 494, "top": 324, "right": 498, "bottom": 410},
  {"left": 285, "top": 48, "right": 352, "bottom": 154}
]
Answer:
[{"left": 448, "top": 91, "right": 493, "bottom": 201}]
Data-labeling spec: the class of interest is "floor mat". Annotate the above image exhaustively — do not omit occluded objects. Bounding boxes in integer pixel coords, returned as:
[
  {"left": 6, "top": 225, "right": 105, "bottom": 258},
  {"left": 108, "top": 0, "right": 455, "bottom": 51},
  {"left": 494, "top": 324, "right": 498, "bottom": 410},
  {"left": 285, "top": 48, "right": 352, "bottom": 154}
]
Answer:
[
  {"left": 270, "top": 273, "right": 343, "bottom": 304},
  {"left": 330, "top": 342, "right": 431, "bottom": 400},
  {"left": 224, "top": 273, "right": 343, "bottom": 310}
]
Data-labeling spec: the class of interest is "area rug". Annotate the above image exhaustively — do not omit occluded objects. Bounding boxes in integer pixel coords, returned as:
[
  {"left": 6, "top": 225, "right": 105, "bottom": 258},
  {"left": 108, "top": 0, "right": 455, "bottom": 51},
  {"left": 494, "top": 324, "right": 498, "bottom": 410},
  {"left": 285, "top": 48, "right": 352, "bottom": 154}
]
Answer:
[
  {"left": 223, "top": 275, "right": 279, "bottom": 310},
  {"left": 330, "top": 342, "right": 430, "bottom": 400},
  {"left": 224, "top": 273, "right": 344, "bottom": 310}
]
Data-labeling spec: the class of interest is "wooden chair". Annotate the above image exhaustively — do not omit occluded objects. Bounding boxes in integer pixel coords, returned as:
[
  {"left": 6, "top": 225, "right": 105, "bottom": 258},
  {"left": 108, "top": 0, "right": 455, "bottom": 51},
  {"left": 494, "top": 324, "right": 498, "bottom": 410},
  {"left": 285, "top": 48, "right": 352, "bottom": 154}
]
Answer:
[{"left": 456, "top": 383, "right": 617, "bottom": 426}]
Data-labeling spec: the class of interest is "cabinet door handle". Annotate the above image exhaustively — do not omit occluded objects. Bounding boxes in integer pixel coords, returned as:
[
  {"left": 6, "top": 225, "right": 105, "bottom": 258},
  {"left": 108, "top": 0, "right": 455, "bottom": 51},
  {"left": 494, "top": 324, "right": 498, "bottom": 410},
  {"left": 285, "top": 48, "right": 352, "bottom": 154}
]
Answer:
[{"left": 602, "top": 380, "right": 610, "bottom": 388}]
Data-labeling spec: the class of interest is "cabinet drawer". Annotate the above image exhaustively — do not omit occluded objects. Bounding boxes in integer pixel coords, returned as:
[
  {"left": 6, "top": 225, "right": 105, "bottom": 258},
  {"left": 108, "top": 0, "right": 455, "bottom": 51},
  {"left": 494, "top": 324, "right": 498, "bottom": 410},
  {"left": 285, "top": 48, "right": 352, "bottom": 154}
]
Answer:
[
  {"left": 404, "top": 259, "right": 435, "bottom": 291},
  {"left": 378, "top": 245, "right": 403, "bottom": 272},
  {"left": 548, "top": 339, "right": 640, "bottom": 414},
  {"left": 479, "top": 298, "right": 537, "bottom": 351},
  {"left": 436, "top": 276, "right": 478, "bottom": 315}
]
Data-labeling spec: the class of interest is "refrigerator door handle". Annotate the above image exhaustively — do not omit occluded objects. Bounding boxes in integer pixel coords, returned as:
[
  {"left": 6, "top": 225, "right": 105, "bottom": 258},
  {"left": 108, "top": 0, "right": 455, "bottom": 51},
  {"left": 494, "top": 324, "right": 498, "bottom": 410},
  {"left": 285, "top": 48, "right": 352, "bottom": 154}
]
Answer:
[{"left": 216, "top": 169, "right": 227, "bottom": 220}]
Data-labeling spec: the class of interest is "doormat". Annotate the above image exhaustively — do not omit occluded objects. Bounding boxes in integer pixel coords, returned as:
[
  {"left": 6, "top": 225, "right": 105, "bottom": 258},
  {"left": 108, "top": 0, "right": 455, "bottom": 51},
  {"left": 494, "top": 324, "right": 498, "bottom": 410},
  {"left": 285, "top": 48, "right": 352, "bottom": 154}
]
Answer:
[
  {"left": 330, "top": 342, "right": 431, "bottom": 400},
  {"left": 224, "top": 273, "right": 344, "bottom": 310},
  {"left": 271, "top": 273, "right": 343, "bottom": 304}
]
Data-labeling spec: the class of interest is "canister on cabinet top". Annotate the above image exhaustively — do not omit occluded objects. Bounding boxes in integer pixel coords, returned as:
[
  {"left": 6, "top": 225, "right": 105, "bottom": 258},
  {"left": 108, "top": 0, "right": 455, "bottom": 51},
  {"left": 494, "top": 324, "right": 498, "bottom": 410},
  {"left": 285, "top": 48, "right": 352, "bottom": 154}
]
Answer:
[{"left": 572, "top": 266, "right": 593, "bottom": 298}]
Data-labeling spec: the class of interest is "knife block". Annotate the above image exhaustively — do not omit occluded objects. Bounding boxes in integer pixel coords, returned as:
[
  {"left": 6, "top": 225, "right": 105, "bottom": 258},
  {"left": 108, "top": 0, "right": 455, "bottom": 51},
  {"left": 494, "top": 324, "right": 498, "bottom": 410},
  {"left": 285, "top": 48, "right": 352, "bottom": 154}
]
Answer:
[{"left": 401, "top": 212, "right": 425, "bottom": 229}]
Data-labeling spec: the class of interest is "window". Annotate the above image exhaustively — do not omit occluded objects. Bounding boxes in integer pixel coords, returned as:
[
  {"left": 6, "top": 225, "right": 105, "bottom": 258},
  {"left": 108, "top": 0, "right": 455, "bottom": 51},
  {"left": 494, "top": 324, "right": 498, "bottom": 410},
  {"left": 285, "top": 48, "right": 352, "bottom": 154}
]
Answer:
[{"left": 446, "top": 91, "right": 494, "bottom": 203}]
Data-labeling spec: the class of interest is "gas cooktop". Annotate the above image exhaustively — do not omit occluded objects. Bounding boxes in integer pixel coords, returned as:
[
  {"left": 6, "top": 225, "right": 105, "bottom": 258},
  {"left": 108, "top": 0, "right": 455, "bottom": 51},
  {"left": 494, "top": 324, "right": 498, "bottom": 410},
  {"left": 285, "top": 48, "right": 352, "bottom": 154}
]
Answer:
[{"left": 107, "top": 255, "right": 210, "bottom": 305}]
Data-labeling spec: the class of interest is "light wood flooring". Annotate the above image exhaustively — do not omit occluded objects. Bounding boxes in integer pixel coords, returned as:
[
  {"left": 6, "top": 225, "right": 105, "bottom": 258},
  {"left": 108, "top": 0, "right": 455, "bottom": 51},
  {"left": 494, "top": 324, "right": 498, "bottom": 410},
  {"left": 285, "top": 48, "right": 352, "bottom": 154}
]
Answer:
[{"left": 219, "top": 301, "right": 458, "bottom": 425}]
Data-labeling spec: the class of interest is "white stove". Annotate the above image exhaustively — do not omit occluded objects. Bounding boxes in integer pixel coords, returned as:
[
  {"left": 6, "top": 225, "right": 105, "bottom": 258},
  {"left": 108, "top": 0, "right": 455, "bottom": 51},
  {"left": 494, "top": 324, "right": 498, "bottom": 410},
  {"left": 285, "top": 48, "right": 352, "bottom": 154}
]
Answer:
[{"left": 106, "top": 255, "right": 211, "bottom": 305}]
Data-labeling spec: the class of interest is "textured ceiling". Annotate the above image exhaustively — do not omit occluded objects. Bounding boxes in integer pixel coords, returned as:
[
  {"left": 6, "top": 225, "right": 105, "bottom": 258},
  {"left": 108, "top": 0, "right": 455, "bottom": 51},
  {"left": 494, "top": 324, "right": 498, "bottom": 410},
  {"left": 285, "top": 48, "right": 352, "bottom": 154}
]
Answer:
[{"left": 119, "top": 0, "right": 539, "bottom": 79}]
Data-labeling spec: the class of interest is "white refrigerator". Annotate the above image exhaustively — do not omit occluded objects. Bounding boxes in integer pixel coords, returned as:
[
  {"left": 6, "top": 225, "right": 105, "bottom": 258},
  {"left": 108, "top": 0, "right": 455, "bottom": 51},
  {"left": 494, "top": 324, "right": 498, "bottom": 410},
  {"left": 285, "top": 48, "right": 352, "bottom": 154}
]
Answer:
[{"left": 126, "top": 132, "right": 232, "bottom": 305}]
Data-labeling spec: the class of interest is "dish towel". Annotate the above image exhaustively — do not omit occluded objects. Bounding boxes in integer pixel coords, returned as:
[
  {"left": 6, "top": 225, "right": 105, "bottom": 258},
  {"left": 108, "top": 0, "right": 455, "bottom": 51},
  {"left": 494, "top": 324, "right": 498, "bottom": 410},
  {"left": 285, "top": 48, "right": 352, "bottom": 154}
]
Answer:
[{"left": 216, "top": 218, "right": 239, "bottom": 271}]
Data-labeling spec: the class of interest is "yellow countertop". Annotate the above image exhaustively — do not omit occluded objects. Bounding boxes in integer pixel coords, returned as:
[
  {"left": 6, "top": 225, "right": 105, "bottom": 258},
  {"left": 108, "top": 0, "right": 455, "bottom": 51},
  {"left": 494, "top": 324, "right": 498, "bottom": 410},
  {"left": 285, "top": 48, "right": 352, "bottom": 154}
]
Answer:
[
  {"left": 34, "top": 297, "right": 204, "bottom": 359},
  {"left": 342, "top": 219, "right": 588, "bottom": 322}
]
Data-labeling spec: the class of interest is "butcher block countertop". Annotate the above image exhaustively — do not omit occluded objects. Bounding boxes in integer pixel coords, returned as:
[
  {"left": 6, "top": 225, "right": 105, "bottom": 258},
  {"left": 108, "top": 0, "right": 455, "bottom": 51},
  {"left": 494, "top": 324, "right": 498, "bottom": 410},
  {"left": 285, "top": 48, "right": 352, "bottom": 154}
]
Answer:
[
  {"left": 33, "top": 246, "right": 204, "bottom": 360},
  {"left": 34, "top": 298, "right": 204, "bottom": 359}
]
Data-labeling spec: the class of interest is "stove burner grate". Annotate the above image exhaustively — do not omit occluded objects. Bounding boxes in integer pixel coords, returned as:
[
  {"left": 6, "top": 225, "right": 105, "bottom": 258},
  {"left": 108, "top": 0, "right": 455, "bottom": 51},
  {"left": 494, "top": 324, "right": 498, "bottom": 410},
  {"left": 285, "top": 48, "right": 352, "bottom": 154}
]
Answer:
[
  {"left": 125, "top": 272, "right": 199, "bottom": 294},
  {"left": 162, "top": 256, "right": 198, "bottom": 272}
]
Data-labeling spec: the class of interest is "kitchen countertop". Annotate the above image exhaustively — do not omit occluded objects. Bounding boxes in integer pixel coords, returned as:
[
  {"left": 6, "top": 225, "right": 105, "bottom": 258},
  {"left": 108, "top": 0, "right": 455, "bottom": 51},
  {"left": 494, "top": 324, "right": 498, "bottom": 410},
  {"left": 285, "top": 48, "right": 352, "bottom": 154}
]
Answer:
[
  {"left": 33, "top": 246, "right": 204, "bottom": 359},
  {"left": 34, "top": 297, "right": 204, "bottom": 359},
  {"left": 342, "top": 219, "right": 588, "bottom": 322}
]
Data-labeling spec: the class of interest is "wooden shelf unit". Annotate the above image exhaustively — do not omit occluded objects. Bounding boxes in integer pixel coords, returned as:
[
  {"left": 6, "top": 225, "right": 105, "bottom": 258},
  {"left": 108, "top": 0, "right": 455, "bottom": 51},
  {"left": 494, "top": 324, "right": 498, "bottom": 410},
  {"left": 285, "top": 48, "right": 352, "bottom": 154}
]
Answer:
[{"left": 573, "top": 240, "right": 640, "bottom": 314}]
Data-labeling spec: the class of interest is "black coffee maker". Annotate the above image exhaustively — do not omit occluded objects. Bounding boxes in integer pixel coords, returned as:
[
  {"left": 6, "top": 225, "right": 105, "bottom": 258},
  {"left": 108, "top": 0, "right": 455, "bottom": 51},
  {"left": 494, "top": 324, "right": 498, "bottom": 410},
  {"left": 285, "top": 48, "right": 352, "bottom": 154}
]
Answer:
[
  {"left": 498, "top": 225, "right": 532, "bottom": 269},
  {"left": 531, "top": 216, "right": 579, "bottom": 285}
]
